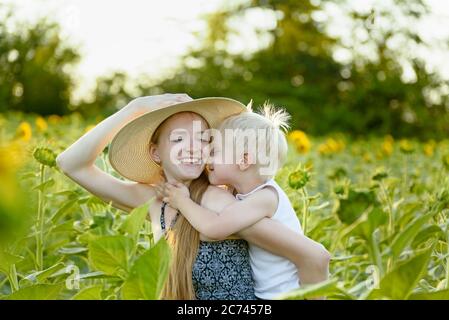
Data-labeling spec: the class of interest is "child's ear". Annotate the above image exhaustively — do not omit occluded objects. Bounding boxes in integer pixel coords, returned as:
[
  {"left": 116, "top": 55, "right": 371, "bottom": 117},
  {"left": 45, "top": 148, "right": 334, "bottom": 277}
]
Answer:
[
  {"left": 237, "top": 152, "right": 253, "bottom": 171},
  {"left": 149, "top": 143, "right": 161, "bottom": 165}
]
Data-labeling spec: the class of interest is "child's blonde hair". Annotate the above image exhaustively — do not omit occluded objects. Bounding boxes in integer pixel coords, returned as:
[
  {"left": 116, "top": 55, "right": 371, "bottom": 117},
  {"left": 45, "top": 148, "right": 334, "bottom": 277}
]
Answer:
[{"left": 218, "top": 99, "right": 290, "bottom": 178}]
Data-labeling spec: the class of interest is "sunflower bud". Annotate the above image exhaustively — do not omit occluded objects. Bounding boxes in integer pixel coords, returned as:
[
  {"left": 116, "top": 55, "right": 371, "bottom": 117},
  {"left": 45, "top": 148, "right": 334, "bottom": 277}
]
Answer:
[
  {"left": 33, "top": 147, "right": 57, "bottom": 167},
  {"left": 372, "top": 167, "right": 388, "bottom": 181},
  {"left": 288, "top": 165, "right": 311, "bottom": 190}
]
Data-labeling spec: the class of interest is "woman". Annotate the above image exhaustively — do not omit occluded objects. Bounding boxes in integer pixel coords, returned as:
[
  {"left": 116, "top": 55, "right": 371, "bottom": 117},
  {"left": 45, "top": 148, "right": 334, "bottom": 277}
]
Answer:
[{"left": 56, "top": 93, "right": 327, "bottom": 299}]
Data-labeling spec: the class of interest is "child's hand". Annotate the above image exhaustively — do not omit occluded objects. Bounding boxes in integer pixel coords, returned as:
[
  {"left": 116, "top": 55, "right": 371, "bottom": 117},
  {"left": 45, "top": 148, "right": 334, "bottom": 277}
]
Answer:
[
  {"left": 154, "top": 182, "right": 166, "bottom": 200},
  {"left": 162, "top": 182, "right": 190, "bottom": 210}
]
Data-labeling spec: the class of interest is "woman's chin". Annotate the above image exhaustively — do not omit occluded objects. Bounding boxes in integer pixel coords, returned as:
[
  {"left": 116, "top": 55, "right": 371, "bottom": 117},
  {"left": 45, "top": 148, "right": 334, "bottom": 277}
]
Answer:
[{"left": 176, "top": 166, "right": 204, "bottom": 181}]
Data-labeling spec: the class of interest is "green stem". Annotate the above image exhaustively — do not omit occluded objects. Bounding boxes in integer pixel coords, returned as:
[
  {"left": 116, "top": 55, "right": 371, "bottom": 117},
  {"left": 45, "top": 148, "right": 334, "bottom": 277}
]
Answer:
[
  {"left": 446, "top": 223, "right": 449, "bottom": 289},
  {"left": 8, "top": 264, "right": 19, "bottom": 292},
  {"left": 368, "top": 232, "right": 383, "bottom": 277},
  {"left": 402, "top": 154, "right": 408, "bottom": 196},
  {"left": 36, "top": 164, "right": 45, "bottom": 271},
  {"left": 342, "top": 237, "right": 350, "bottom": 281},
  {"left": 380, "top": 181, "right": 394, "bottom": 272},
  {"left": 301, "top": 188, "right": 309, "bottom": 236},
  {"left": 380, "top": 182, "right": 394, "bottom": 238},
  {"left": 145, "top": 221, "right": 154, "bottom": 247}
]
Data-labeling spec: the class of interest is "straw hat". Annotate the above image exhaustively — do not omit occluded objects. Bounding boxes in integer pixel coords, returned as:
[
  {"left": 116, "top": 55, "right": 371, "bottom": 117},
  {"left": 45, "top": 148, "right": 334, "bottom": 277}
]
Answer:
[{"left": 108, "top": 97, "right": 247, "bottom": 184}]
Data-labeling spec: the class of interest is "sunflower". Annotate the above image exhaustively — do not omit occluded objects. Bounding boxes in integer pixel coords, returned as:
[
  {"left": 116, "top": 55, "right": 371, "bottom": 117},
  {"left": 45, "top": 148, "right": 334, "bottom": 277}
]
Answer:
[
  {"left": 318, "top": 137, "right": 345, "bottom": 155},
  {"left": 48, "top": 114, "right": 62, "bottom": 124},
  {"left": 288, "top": 130, "right": 311, "bottom": 154},
  {"left": 0, "top": 141, "right": 25, "bottom": 178},
  {"left": 381, "top": 135, "right": 394, "bottom": 156},
  {"left": 423, "top": 140, "right": 436, "bottom": 157},
  {"left": 35, "top": 116, "right": 48, "bottom": 132},
  {"left": 399, "top": 139, "right": 414, "bottom": 154},
  {"left": 15, "top": 121, "right": 32, "bottom": 142}
]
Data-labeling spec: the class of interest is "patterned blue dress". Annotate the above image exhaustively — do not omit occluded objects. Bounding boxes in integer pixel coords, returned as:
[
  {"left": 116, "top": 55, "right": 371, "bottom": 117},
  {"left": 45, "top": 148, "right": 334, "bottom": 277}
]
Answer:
[{"left": 160, "top": 202, "right": 256, "bottom": 300}]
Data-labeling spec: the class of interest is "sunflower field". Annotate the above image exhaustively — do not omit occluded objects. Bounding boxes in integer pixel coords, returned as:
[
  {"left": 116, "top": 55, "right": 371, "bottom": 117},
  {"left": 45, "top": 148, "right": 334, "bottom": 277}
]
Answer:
[{"left": 1, "top": 112, "right": 449, "bottom": 300}]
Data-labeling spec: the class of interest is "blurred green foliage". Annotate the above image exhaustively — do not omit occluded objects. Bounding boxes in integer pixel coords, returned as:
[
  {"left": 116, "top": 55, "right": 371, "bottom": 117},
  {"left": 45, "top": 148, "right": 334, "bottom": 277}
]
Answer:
[
  {"left": 155, "top": 0, "right": 449, "bottom": 139},
  {"left": 0, "top": 5, "right": 80, "bottom": 115},
  {"left": 1, "top": 1, "right": 449, "bottom": 138}
]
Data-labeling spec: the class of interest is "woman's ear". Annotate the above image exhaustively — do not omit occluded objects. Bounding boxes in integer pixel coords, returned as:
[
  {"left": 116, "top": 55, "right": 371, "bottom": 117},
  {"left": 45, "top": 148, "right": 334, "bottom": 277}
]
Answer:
[{"left": 149, "top": 143, "right": 161, "bottom": 164}]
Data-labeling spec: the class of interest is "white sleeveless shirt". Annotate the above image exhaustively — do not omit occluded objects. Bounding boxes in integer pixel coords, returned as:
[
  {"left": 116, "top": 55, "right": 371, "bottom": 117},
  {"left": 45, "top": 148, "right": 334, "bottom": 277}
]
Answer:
[{"left": 235, "top": 179, "right": 302, "bottom": 299}]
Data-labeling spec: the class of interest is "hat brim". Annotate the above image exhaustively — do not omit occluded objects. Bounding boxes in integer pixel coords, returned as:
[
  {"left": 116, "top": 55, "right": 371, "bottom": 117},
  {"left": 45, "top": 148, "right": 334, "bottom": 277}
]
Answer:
[{"left": 108, "top": 97, "right": 247, "bottom": 183}]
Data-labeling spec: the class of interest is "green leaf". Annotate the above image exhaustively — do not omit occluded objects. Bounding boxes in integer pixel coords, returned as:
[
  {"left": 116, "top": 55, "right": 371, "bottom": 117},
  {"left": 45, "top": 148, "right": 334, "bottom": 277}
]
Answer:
[
  {"left": 77, "top": 230, "right": 101, "bottom": 244},
  {"left": 21, "top": 262, "right": 66, "bottom": 284},
  {"left": 77, "top": 195, "right": 95, "bottom": 205},
  {"left": 411, "top": 225, "right": 444, "bottom": 248},
  {"left": 50, "top": 190, "right": 79, "bottom": 197},
  {"left": 32, "top": 178, "right": 55, "bottom": 192},
  {"left": 276, "top": 279, "right": 348, "bottom": 300},
  {"left": 119, "top": 199, "right": 153, "bottom": 238},
  {"left": 352, "top": 207, "right": 388, "bottom": 240},
  {"left": 391, "top": 212, "right": 436, "bottom": 259},
  {"left": 50, "top": 220, "right": 76, "bottom": 234},
  {"left": 77, "top": 271, "right": 116, "bottom": 281},
  {"left": 335, "top": 189, "right": 378, "bottom": 225},
  {"left": 366, "top": 247, "right": 433, "bottom": 300},
  {"left": 88, "top": 235, "right": 134, "bottom": 277},
  {"left": 0, "top": 251, "right": 23, "bottom": 276},
  {"left": 408, "top": 289, "right": 449, "bottom": 300},
  {"left": 49, "top": 199, "right": 77, "bottom": 223},
  {"left": 6, "top": 284, "right": 63, "bottom": 300},
  {"left": 86, "top": 197, "right": 110, "bottom": 212},
  {"left": 19, "top": 172, "right": 38, "bottom": 180},
  {"left": 72, "top": 285, "right": 104, "bottom": 300},
  {"left": 122, "top": 238, "right": 171, "bottom": 300},
  {"left": 90, "top": 212, "right": 114, "bottom": 236},
  {"left": 58, "top": 246, "right": 88, "bottom": 255}
]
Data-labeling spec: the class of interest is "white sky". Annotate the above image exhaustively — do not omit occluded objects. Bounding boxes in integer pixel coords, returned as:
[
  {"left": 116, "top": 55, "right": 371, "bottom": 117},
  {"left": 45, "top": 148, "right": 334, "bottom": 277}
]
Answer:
[
  {"left": 3, "top": 0, "right": 227, "bottom": 99},
  {"left": 3, "top": 0, "right": 449, "bottom": 100}
]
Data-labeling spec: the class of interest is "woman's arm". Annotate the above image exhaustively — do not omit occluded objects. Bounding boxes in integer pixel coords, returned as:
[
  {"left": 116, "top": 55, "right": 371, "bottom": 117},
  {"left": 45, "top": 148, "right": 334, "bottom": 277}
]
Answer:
[{"left": 56, "top": 93, "right": 192, "bottom": 213}]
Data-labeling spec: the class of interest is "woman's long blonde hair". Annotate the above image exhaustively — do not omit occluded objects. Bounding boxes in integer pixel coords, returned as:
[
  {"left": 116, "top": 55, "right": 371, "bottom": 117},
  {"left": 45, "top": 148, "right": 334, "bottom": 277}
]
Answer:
[
  {"left": 161, "top": 172, "right": 209, "bottom": 299},
  {"left": 150, "top": 112, "right": 210, "bottom": 300}
]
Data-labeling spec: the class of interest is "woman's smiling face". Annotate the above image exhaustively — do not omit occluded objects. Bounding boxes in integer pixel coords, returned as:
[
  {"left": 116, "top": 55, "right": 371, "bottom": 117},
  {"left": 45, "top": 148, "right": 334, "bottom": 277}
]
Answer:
[{"left": 150, "top": 112, "right": 210, "bottom": 184}]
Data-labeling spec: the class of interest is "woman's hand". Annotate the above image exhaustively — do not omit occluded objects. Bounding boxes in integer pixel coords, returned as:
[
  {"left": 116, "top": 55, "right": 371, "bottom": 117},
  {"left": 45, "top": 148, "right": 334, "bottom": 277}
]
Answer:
[
  {"left": 161, "top": 182, "right": 190, "bottom": 210},
  {"left": 125, "top": 93, "right": 193, "bottom": 117}
]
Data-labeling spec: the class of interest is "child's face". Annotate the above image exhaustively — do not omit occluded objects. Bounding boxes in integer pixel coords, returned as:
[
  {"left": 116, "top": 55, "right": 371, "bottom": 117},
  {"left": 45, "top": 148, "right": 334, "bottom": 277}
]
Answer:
[{"left": 207, "top": 137, "right": 241, "bottom": 186}]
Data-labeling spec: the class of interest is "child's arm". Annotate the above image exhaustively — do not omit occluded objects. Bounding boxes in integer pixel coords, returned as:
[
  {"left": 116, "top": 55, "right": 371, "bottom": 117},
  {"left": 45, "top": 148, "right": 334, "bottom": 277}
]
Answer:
[
  {"left": 238, "top": 219, "right": 330, "bottom": 286},
  {"left": 56, "top": 94, "right": 192, "bottom": 213},
  {"left": 194, "top": 185, "right": 331, "bottom": 292},
  {"left": 162, "top": 182, "right": 277, "bottom": 239}
]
